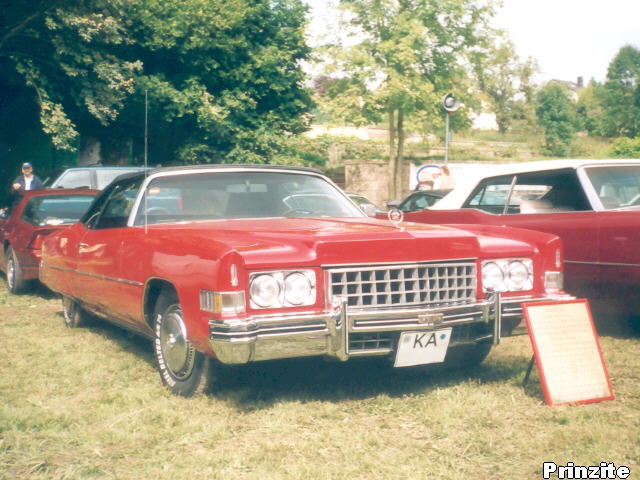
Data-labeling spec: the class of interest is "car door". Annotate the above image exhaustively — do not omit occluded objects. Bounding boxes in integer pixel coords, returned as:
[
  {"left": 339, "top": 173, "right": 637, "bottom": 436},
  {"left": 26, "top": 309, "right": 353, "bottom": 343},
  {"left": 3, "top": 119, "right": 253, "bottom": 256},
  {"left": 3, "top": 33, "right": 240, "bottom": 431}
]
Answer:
[{"left": 73, "top": 177, "right": 144, "bottom": 324}]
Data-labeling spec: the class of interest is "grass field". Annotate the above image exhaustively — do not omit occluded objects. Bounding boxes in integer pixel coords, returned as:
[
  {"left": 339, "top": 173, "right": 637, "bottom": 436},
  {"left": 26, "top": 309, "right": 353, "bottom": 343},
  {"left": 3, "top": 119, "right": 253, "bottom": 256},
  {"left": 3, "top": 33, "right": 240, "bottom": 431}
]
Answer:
[{"left": 1, "top": 282, "right": 638, "bottom": 480}]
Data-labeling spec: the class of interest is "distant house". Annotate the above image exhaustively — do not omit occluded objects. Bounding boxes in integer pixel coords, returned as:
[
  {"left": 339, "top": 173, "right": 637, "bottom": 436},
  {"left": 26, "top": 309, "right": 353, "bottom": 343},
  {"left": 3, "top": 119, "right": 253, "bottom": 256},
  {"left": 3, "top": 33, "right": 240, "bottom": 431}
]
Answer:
[{"left": 548, "top": 77, "right": 585, "bottom": 101}]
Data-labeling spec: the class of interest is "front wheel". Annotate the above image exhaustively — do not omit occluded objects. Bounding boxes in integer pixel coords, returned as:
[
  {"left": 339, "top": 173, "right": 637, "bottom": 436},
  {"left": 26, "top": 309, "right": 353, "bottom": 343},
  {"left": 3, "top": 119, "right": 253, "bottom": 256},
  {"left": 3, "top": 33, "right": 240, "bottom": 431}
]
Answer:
[
  {"left": 153, "top": 291, "right": 214, "bottom": 396},
  {"left": 62, "top": 296, "right": 89, "bottom": 328},
  {"left": 5, "top": 247, "right": 26, "bottom": 294}
]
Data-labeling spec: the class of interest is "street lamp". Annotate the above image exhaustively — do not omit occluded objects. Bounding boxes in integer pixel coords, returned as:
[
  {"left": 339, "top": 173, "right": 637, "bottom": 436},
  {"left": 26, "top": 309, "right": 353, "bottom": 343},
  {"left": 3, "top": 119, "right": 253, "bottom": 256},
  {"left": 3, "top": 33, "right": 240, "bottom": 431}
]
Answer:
[{"left": 442, "top": 93, "right": 461, "bottom": 165}]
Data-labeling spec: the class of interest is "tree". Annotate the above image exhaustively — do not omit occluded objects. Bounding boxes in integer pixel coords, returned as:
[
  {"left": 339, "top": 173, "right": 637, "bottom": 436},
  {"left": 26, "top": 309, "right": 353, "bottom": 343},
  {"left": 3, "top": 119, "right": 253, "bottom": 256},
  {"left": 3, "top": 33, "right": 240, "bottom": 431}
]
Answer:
[
  {"left": 470, "top": 33, "right": 538, "bottom": 133},
  {"left": 1, "top": 0, "right": 313, "bottom": 165},
  {"left": 535, "top": 83, "right": 581, "bottom": 157},
  {"left": 316, "top": 0, "right": 497, "bottom": 198},
  {"left": 599, "top": 45, "right": 640, "bottom": 138},
  {"left": 0, "top": 1, "right": 142, "bottom": 151}
]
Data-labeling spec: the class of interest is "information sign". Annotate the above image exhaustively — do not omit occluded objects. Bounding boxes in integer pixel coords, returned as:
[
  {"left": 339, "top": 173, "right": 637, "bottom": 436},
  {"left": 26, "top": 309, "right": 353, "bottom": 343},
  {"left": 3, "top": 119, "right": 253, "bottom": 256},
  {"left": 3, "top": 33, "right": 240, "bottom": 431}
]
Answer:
[{"left": 523, "top": 299, "right": 614, "bottom": 406}]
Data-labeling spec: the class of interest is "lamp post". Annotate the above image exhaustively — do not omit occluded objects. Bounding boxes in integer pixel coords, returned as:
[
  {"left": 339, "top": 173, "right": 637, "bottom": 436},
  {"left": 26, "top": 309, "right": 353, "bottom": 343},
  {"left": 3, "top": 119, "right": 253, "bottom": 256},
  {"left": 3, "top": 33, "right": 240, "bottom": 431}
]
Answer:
[{"left": 442, "top": 93, "right": 461, "bottom": 165}]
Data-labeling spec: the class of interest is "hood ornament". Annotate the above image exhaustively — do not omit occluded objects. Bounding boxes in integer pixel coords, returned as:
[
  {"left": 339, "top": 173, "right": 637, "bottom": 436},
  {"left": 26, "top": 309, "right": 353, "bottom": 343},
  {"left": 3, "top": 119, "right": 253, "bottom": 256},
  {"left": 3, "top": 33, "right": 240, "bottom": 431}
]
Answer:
[{"left": 387, "top": 208, "right": 404, "bottom": 227}]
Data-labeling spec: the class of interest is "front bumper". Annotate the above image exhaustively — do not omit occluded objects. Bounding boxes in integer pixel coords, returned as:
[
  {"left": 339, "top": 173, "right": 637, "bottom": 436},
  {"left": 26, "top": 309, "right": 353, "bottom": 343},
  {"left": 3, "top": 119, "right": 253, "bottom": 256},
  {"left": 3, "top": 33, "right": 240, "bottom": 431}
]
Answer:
[{"left": 208, "top": 293, "right": 574, "bottom": 364}]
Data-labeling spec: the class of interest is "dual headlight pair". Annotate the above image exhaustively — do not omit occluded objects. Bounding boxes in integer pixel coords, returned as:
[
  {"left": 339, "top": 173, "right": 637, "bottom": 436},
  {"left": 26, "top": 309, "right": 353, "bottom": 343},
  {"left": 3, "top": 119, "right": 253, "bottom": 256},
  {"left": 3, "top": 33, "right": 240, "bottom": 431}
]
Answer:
[
  {"left": 481, "top": 259, "right": 533, "bottom": 293},
  {"left": 249, "top": 270, "right": 316, "bottom": 309}
]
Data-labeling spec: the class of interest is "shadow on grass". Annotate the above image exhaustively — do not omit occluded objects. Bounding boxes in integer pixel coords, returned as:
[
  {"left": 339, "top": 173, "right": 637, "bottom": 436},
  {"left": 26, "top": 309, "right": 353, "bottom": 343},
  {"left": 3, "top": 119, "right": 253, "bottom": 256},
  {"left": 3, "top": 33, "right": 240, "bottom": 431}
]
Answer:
[
  {"left": 55, "top": 310, "right": 155, "bottom": 365},
  {"left": 57, "top": 311, "right": 543, "bottom": 408},
  {"left": 211, "top": 351, "right": 538, "bottom": 410},
  {"left": 0, "top": 272, "right": 59, "bottom": 300}
]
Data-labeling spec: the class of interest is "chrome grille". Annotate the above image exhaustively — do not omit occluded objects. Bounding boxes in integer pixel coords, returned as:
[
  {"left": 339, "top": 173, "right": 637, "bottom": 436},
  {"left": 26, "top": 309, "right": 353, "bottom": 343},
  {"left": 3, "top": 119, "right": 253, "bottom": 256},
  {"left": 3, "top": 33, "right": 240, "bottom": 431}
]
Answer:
[{"left": 328, "top": 262, "right": 477, "bottom": 309}]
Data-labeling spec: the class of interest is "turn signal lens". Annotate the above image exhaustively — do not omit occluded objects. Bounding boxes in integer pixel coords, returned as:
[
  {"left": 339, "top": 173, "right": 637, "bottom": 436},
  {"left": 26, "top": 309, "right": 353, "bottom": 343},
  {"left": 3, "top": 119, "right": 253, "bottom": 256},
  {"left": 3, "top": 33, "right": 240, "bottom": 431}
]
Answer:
[{"left": 544, "top": 271, "right": 564, "bottom": 292}]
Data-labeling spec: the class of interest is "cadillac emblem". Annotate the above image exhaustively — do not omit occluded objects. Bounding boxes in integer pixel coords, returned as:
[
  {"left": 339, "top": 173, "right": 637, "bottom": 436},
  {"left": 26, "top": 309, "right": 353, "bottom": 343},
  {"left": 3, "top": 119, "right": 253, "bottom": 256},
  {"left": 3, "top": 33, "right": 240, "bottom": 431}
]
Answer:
[{"left": 387, "top": 208, "right": 404, "bottom": 226}]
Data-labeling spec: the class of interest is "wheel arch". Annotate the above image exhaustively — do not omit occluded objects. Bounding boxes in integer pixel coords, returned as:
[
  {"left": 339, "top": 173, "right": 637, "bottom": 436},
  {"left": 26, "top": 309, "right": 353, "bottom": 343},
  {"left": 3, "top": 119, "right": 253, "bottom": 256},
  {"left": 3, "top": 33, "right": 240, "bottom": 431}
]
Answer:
[{"left": 143, "top": 278, "right": 178, "bottom": 329}]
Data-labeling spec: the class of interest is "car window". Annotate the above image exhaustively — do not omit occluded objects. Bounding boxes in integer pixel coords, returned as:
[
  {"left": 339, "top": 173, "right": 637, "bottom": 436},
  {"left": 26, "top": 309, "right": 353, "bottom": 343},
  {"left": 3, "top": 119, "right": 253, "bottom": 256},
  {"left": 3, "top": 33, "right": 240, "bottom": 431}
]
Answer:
[
  {"left": 584, "top": 165, "right": 640, "bottom": 209},
  {"left": 85, "top": 178, "right": 142, "bottom": 229},
  {"left": 133, "top": 171, "right": 364, "bottom": 225},
  {"left": 400, "top": 193, "right": 438, "bottom": 212},
  {"left": 54, "top": 170, "right": 91, "bottom": 189},
  {"left": 96, "top": 169, "right": 143, "bottom": 189},
  {"left": 21, "top": 195, "right": 96, "bottom": 226},
  {"left": 465, "top": 169, "right": 591, "bottom": 214}
]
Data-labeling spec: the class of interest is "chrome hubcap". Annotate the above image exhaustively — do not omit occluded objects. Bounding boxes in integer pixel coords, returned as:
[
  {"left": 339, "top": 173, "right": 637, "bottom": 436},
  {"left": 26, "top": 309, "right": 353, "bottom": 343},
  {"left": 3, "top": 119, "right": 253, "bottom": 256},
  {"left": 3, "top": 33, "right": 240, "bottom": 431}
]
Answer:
[
  {"left": 7, "top": 258, "right": 14, "bottom": 289},
  {"left": 160, "top": 306, "right": 195, "bottom": 380},
  {"left": 62, "top": 297, "right": 74, "bottom": 324}
]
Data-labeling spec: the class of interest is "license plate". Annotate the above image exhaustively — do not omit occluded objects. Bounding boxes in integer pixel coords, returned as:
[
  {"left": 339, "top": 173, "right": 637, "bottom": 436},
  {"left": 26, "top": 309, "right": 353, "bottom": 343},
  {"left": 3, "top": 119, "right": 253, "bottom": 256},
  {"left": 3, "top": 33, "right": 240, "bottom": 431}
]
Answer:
[{"left": 394, "top": 329, "right": 452, "bottom": 367}]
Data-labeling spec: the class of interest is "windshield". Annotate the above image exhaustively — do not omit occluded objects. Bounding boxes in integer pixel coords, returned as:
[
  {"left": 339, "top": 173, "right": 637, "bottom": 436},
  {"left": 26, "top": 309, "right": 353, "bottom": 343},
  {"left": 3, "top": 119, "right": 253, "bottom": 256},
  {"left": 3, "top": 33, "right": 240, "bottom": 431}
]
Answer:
[
  {"left": 96, "top": 169, "right": 146, "bottom": 189},
  {"left": 134, "top": 171, "right": 364, "bottom": 225},
  {"left": 584, "top": 165, "right": 640, "bottom": 209},
  {"left": 21, "top": 195, "right": 96, "bottom": 226}
]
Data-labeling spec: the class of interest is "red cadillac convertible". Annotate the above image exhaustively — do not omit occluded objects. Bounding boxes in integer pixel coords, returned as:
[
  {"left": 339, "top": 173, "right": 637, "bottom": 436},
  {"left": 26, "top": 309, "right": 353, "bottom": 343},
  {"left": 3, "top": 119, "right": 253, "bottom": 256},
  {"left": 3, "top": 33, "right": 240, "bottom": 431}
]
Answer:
[
  {"left": 1, "top": 189, "right": 97, "bottom": 293},
  {"left": 40, "top": 165, "right": 570, "bottom": 396}
]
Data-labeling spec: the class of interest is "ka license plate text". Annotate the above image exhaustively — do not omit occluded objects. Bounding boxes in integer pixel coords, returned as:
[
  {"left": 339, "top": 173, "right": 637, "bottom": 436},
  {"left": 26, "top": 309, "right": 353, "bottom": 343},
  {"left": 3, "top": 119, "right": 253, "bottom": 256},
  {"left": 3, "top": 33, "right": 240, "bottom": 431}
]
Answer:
[{"left": 394, "top": 328, "right": 452, "bottom": 368}]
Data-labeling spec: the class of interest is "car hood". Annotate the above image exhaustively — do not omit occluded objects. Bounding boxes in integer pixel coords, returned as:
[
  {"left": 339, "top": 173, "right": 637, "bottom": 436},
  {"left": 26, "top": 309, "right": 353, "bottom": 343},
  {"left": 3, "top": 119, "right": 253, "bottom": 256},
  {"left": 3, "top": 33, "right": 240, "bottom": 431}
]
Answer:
[{"left": 148, "top": 217, "right": 539, "bottom": 268}]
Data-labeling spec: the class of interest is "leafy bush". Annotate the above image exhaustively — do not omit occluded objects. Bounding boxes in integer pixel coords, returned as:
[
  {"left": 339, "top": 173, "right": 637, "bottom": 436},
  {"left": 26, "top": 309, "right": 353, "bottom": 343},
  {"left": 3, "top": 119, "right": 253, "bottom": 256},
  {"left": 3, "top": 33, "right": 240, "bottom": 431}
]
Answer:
[{"left": 611, "top": 137, "right": 640, "bottom": 158}]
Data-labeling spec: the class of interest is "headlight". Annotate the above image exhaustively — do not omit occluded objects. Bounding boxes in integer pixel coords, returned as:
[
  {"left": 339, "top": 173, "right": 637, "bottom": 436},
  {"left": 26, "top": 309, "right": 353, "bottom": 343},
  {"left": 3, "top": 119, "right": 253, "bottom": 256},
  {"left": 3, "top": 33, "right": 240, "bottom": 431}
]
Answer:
[
  {"left": 482, "top": 259, "right": 533, "bottom": 293},
  {"left": 249, "top": 270, "right": 316, "bottom": 309},
  {"left": 507, "top": 260, "right": 532, "bottom": 291},
  {"left": 482, "top": 261, "right": 505, "bottom": 292},
  {"left": 284, "top": 272, "right": 313, "bottom": 305},
  {"left": 250, "top": 274, "right": 282, "bottom": 308}
]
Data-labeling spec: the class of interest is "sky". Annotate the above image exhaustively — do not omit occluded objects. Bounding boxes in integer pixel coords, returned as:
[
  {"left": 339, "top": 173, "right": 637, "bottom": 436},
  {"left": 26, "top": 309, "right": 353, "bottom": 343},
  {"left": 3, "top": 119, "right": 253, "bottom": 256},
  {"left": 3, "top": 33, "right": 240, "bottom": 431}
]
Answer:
[
  {"left": 494, "top": 0, "right": 640, "bottom": 83},
  {"left": 306, "top": 0, "right": 640, "bottom": 84}
]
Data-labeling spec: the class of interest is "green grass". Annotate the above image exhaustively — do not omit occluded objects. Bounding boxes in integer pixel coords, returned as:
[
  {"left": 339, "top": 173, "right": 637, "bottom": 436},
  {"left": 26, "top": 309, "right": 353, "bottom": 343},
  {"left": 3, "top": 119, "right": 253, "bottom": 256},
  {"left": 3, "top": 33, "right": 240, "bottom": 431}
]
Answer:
[{"left": 1, "top": 281, "right": 639, "bottom": 480}]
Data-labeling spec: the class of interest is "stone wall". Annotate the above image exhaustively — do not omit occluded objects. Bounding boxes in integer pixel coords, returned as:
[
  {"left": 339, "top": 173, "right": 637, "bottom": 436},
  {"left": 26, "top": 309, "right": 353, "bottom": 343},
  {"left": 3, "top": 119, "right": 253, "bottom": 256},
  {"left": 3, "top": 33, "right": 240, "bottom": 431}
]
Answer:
[{"left": 344, "top": 159, "right": 414, "bottom": 206}]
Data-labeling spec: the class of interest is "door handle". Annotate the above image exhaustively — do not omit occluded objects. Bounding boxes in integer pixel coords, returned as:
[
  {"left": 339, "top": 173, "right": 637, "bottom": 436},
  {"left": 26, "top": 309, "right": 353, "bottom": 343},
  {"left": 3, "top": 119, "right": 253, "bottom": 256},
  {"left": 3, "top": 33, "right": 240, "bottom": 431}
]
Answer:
[{"left": 77, "top": 243, "right": 89, "bottom": 249}]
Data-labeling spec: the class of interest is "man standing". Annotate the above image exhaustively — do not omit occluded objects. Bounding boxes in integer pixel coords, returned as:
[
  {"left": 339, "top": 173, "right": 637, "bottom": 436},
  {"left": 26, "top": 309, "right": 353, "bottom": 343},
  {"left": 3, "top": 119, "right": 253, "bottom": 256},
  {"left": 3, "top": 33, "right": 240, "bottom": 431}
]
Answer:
[{"left": 12, "top": 162, "right": 44, "bottom": 193}]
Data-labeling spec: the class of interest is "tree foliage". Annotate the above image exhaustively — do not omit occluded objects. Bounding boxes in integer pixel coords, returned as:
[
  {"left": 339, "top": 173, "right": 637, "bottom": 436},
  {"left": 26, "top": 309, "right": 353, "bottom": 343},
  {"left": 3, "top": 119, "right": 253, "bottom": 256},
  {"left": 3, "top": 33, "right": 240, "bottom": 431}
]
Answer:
[
  {"left": 470, "top": 34, "right": 538, "bottom": 134},
  {"left": 315, "top": 0, "right": 497, "bottom": 198},
  {"left": 0, "top": 0, "right": 313, "bottom": 164},
  {"left": 535, "top": 83, "right": 581, "bottom": 157},
  {"left": 0, "top": 0, "right": 141, "bottom": 151},
  {"left": 577, "top": 45, "right": 640, "bottom": 139}
]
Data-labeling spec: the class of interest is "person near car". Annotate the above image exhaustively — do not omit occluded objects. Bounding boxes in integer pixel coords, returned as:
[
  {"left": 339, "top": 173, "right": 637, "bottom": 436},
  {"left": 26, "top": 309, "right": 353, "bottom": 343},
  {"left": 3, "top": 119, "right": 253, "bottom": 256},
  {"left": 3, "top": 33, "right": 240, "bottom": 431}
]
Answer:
[{"left": 12, "top": 162, "right": 44, "bottom": 193}]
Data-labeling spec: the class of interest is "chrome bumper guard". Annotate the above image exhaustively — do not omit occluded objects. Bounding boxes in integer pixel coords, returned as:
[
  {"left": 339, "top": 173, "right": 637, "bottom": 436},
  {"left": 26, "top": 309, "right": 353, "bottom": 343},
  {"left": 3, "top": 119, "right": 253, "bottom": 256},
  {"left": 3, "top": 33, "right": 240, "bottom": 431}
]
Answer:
[{"left": 208, "top": 293, "right": 574, "bottom": 364}]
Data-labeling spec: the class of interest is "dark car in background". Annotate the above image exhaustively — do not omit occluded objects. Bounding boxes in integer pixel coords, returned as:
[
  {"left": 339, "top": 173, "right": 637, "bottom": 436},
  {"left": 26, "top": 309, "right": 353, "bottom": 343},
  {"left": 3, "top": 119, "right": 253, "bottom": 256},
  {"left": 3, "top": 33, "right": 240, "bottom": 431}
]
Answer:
[
  {"left": 0, "top": 189, "right": 98, "bottom": 293},
  {"left": 386, "top": 189, "right": 451, "bottom": 213},
  {"left": 346, "top": 192, "right": 386, "bottom": 216},
  {"left": 49, "top": 166, "right": 150, "bottom": 190}
]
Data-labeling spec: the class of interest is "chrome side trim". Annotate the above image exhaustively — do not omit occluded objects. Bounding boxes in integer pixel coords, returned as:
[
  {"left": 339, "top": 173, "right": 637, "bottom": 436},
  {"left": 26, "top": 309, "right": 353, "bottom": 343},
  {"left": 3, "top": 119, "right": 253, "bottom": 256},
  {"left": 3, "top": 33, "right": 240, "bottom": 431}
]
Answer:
[
  {"left": 565, "top": 260, "right": 640, "bottom": 268},
  {"left": 41, "top": 264, "right": 144, "bottom": 287}
]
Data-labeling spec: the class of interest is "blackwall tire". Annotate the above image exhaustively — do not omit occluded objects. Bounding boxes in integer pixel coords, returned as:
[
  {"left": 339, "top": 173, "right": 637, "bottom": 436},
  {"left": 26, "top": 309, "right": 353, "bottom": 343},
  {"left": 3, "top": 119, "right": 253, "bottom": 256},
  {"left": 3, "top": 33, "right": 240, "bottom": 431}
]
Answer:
[
  {"left": 153, "top": 290, "right": 213, "bottom": 397},
  {"left": 6, "top": 247, "right": 26, "bottom": 294},
  {"left": 62, "top": 296, "right": 88, "bottom": 328}
]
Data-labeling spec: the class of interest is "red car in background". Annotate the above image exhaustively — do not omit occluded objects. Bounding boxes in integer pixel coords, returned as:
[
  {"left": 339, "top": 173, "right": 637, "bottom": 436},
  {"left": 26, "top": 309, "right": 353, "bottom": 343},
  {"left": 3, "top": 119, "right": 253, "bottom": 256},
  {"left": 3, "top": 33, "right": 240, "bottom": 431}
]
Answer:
[
  {"left": 0, "top": 189, "right": 98, "bottom": 293},
  {"left": 402, "top": 160, "right": 640, "bottom": 330}
]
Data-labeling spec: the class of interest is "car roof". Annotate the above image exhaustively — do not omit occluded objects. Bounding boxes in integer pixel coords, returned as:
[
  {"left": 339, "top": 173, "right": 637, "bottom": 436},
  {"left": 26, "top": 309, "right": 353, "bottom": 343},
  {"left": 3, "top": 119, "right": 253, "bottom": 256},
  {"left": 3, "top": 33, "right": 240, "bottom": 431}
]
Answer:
[
  {"left": 432, "top": 159, "right": 640, "bottom": 210},
  {"left": 112, "top": 164, "right": 325, "bottom": 183},
  {"left": 61, "top": 166, "right": 150, "bottom": 170}
]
